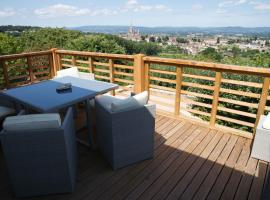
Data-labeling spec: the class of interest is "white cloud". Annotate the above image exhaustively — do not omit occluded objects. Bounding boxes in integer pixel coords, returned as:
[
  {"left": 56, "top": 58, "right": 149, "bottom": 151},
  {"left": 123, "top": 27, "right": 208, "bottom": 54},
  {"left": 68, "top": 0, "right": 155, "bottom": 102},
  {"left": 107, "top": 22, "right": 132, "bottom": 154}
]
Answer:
[
  {"left": 34, "top": 2, "right": 170, "bottom": 19},
  {"left": 34, "top": 4, "right": 91, "bottom": 18},
  {"left": 217, "top": 0, "right": 247, "bottom": 14},
  {"left": 34, "top": 4, "right": 119, "bottom": 18},
  {"left": 218, "top": 0, "right": 247, "bottom": 7},
  {"left": 123, "top": 0, "right": 171, "bottom": 12},
  {"left": 126, "top": 0, "right": 138, "bottom": 6},
  {"left": 191, "top": 4, "right": 204, "bottom": 11},
  {"left": 216, "top": 8, "right": 228, "bottom": 14},
  {"left": 0, "top": 8, "right": 16, "bottom": 18},
  {"left": 252, "top": 2, "right": 270, "bottom": 10}
]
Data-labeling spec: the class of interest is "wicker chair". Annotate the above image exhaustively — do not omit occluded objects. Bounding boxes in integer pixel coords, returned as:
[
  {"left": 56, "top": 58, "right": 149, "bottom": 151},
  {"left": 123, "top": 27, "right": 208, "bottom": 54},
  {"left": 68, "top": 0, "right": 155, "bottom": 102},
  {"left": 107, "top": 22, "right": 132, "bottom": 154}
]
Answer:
[
  {"left": 95, "top": 94, "right": 156, "bottom": 170},
  {"left": 0, "top": 107, "right": 77, "bottom": 197}
]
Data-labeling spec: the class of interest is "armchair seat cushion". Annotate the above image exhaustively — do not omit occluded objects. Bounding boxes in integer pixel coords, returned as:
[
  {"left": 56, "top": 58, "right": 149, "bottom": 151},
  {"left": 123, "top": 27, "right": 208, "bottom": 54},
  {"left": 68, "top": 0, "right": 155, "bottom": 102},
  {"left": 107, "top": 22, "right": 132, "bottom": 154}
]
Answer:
[
  {"left": 0, "top": 106, "right": 15, "bottom": 119},
  {"left": 3, "top": 113, "right": 61, "bottom": 132}
]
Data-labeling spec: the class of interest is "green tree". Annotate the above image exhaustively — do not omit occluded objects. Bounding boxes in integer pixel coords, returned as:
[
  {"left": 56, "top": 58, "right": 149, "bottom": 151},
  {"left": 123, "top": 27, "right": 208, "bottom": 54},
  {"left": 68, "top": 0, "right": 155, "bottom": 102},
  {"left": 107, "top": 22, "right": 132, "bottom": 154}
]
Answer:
[
  {"left": 0, "top": 33, "right": 18, "bottom": 55},
  {"left": 198, "top": 47, "right": 223, "bottom": 62},
  {"left": 176, "top": 37, "right": 188, "bottom": 44},
  {"left": 18, "top": 28, "right": 82, "bottom": 52},
  {"left": 65, "top": 35, "right": 125, "bottom": 54}
]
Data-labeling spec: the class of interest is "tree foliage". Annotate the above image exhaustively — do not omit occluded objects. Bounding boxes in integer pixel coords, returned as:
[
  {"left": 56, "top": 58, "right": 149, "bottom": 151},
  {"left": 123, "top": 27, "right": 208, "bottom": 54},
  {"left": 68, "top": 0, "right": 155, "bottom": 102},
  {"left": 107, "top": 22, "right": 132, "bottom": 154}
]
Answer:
[{"left": 0, "top": 33, "right": 18, "bottom": 55}]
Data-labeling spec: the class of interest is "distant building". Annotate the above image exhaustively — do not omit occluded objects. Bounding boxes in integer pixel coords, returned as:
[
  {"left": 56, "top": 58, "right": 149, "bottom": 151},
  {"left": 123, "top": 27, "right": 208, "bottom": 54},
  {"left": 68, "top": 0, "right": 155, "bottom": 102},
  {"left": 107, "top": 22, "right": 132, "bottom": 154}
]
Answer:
[
  {"left": 126, "top": 26, "right": 141, "bottom": 41},
  {"left": 168, "top": 37, "right": 177, "bottom": 45}
]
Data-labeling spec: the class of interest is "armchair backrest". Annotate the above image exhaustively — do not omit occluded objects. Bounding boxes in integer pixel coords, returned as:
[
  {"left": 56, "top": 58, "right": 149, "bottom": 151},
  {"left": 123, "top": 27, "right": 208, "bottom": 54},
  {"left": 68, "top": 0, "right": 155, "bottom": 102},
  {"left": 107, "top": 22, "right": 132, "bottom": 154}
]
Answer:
[
  {"left": 0, "top": 92, "right": 14, "bottom": 108},
  {"left": 56, "top": 67, "right": 79, "bottom": 78},
  {"left": 2, "top": 107, "right": 73, "bottom": 133},
  {"left": 56, "top": 67, "right": 95, "bottom": 80}
]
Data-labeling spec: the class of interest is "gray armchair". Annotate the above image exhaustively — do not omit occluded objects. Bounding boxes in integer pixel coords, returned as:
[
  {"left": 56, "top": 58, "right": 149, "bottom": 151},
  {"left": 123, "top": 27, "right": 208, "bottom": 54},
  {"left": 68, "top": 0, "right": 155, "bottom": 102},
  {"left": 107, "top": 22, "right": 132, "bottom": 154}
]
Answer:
[
  {"left": 0, "top": 107, "right": 77, "bottom": 197},
  {"left": 95, "top": 94, "right": 156, "bottom": 170}
]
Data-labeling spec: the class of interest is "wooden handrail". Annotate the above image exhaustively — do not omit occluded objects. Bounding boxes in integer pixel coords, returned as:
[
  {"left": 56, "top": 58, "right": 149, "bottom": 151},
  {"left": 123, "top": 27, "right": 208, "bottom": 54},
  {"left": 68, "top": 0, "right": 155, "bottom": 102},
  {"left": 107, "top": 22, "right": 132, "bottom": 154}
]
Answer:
[
  {"left": 144, "top": 56, "right": 270, "bottom": 77},
  {"left": 55, "top": 50, "right": 134, "bottom": 60},
  {"left": 0, "top": 50, "right": 53, "bottom": 60}
]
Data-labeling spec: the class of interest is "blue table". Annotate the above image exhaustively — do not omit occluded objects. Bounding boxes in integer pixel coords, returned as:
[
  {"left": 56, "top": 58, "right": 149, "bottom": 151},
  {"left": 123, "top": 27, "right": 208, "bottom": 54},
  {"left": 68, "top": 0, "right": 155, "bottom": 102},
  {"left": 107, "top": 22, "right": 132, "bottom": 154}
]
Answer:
[{"left": 3, "top": 76, "right": 118, "bottom": 147}]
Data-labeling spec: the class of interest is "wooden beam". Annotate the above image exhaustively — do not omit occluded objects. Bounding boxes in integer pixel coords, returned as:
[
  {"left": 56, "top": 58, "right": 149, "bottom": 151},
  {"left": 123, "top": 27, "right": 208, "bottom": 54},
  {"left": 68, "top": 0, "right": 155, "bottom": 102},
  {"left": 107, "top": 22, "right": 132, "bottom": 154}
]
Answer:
[
  {"left": 145, "top": 63, "right": 150, "bottom": 93},
  {"left": 174, "top": 67, "right": 183, "bottom": 115},
  {"left": 210, "top": 71, "right": 222, "bottom": 127},
  {"left": 48, "top": 54, "right": 55, "bottom": 78},
  {"left": 134, "top": 54, "right": 145, "bottom": 94},
  {"left": 55, "top": 49, "right": 134, "bottom": 60},
  {"left": 51, "top": 48, "right": 57, "bottom": 77},
  {"left": 71, "top": 56, "right": 76, "bottom": 66},
  {"left": 27, "top": 56, "right": 34, "bottom": 83},
  {"left": 56, "top": 53, "right": 62, "bottom": 71},
  {"left": 144, "top": 56, "right": 270, "bottom": 77},
  {"left": 254, "top": 77, "right": 270, "bottom": 134},
  {"left": 88, "top": 57, "right": 94, "bottom": 73},
  {"left": 109, "top": 59, "right": 115, "bottom": 96}
]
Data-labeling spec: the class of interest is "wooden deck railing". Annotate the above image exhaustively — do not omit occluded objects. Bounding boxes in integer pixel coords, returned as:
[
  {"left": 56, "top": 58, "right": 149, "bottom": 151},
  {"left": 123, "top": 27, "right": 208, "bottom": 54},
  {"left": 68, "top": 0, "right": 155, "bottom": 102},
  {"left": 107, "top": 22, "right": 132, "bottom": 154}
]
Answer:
[
  {"left": 0, "top": 50, "right": 54, "bottom": 89},
  {"left": 1, "top": 49, "right": 270, "bottom": 139}
]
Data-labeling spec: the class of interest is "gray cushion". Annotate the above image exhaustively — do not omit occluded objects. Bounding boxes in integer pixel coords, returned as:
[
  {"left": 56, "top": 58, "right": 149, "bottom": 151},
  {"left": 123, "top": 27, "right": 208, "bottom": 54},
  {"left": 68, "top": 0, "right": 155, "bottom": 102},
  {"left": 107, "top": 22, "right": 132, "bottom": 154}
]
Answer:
[
  {"left": 78, "top": 72, "right": 95, "bottom": 80},
  {"left": 0, "top": 106, "right": 15, "bottom": 119},
  {"left": 56, "top": 67, "right": 79, "bottom": 78},
  {"left": 56, "top": 67, "right": 95, "bottom": 80},
  {"left": 263, "top": 113, "right": 270, "bottom": 129},
  {"left": 95, "top": 95, "right": 120, "bottom": 112},
  {"left": 3, "top": 113, "right": 61, "bottom": 131},
  {"left": 96, "top": 91, "right": 149, "bottom": 113}
]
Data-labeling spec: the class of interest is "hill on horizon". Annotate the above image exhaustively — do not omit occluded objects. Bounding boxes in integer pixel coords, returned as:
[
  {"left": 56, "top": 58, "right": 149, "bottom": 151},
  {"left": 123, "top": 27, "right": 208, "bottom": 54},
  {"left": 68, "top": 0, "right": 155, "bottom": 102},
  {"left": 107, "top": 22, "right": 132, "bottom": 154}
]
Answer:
[{"left": 68, "top": 25, "right": 270, "bottom": 36}]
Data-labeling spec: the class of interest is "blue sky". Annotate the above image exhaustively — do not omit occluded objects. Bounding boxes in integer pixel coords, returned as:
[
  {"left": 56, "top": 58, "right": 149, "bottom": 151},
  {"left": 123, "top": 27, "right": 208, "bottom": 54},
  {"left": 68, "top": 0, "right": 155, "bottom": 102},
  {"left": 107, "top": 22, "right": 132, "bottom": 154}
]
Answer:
[{"left": 0, "top": 0, "right": 270, "bottom": 27}]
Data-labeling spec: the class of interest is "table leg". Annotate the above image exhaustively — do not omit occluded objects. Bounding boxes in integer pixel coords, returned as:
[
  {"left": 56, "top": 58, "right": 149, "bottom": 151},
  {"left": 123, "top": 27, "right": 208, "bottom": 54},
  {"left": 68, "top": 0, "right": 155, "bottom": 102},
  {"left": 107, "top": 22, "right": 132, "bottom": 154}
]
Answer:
[{"left": 85, "top": 99, "right": 97, "bottom": 149}]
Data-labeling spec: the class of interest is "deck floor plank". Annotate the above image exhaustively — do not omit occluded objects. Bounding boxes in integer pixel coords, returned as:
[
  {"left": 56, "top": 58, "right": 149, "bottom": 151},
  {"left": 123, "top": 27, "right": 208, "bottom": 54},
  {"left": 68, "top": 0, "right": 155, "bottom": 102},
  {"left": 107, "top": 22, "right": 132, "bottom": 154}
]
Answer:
[
  {"left": 125, "top": 126, "right": 209, "bottom": 200},
  {"left": 220, "top": 139, "right": 253, "bottom": 200},
  {"left": 138, "top": 128, "right": 213, "bottom": 200},
  {"left": 206, "top": 137, "right": 246, "bottom": 200},
  {"left": 248, "top": 160, "right": 268, "bottom": 200},
  {"left": 192, "top": 136, "right": 244, "bottom": 200},
  {"left": 110, "top": 122, "right": 197, "bottom": 200},
  {"left": 165, "top": 132, "right": 228, "bottom": 200},
  {"left": 180, "top": 134, "right": 237, "bottom": 200}
]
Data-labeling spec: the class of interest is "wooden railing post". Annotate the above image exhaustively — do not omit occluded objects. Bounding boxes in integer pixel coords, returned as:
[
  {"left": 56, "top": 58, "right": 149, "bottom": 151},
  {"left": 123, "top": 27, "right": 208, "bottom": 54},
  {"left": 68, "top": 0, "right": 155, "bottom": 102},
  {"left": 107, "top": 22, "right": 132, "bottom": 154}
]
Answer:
[
  {"left": 71, "top": 56, "right": 76, "bottom": 66},
  {"left": 175, "top": 66, "right": 183, "bottom": 115},
  {"left": 145, "top": 63, "right": 150, "bottom": 93},
  {"left": 210, "top": 71, "right": 222, "bottom": 126},
  {"left": 51, "top": 48, "right": 58, "bottom": 75},
  {"left": 27, "top": 56, "right": 34, "bottom": 83},
  {"left": 254, "top": 77, "right": 270, "bottom": 133},
  {"left": 88, "top": 57, "right": 94, "bottom": 73},
  {"left": 109, "top": 58, "right": 115, "bottom": 96},
  {"left": 56, "top": 53, "right": 62, "bottom": 71},
  {"left": 48, "top": 53, "right": 55, "bottom": 78},
  {"left": 134, "top": 54, "right": 145, "bottom": 94}
]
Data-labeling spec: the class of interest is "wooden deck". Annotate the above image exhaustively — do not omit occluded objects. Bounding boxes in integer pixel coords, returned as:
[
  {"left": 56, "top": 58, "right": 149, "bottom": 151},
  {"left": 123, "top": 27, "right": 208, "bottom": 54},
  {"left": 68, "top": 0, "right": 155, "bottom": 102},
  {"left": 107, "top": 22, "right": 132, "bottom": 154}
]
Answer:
[{"left": 0, "top": 114, "right": 269, "bottom": 200}]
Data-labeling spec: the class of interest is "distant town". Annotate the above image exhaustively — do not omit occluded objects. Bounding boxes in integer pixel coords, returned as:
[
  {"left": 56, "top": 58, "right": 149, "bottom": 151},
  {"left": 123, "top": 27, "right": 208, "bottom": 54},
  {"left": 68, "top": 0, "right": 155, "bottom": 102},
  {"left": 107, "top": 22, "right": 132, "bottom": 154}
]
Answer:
[
  {"left": 121, "top": 25, "right": 270, "bottom": 55},
  {"left": 1, "top": 25, "right": 270, "bottom": 56}
]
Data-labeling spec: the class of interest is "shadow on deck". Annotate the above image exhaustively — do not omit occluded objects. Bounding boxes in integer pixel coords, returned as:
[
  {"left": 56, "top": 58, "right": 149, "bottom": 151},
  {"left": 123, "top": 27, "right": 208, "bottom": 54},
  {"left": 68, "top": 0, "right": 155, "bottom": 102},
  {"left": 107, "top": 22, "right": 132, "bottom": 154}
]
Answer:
[{"left": 0, "top": 114, "right": 269, "bottom": 200}]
